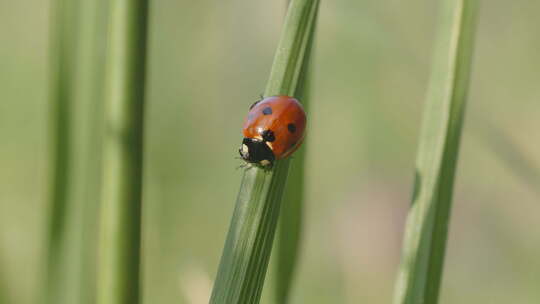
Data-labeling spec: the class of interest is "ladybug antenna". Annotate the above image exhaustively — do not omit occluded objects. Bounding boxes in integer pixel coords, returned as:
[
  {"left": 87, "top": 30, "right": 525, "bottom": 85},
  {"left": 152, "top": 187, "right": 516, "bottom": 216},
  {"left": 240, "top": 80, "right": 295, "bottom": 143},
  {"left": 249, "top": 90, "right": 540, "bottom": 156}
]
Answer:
[
  {"left": 249, "top": 96, "right": 263, "bottom": 110},
  {"left": 259, "top": 93, "right": 264, "bottom": 100}
]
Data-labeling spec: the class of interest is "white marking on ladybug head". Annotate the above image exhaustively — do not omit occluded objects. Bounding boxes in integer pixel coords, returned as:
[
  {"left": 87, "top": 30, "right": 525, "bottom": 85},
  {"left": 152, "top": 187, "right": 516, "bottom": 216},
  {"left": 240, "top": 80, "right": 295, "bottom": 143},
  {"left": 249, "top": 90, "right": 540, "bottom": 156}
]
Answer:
[
  {"left": 241, "top": 144, "right": 249, "bottom": 155},
  {"left": 265, "top": 142, "right": 273, "bottom": 149}
]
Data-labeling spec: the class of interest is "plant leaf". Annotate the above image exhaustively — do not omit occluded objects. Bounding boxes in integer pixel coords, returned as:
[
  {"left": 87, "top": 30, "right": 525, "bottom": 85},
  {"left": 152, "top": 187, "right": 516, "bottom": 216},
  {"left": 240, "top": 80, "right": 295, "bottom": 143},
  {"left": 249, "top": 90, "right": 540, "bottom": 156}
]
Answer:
[
  {"left": 97, "top": 1, "right": 149, "bottom": 304},
  {"left": 44, "top": 0, "right": 77, "bottom": 302},
  {"left": 209, "top": 1, "right": 320, "bottom": 303},
  {"left": 275, "top": 6, "right": 317, "bottom": 302},
  {"left": 393, "top": 1, "right": 479, "bottom": 303}
]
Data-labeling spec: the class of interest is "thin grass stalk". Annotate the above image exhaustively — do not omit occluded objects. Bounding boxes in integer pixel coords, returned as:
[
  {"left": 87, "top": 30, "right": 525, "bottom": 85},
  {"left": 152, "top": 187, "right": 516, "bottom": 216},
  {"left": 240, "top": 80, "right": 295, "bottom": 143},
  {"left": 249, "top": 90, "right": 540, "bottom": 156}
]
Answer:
[
  {"left": 51, "top": 0, "right": 107, "bottom": 302},
  {"left": 275, "top": 10, "right": 317, "bottom": 303},
  {"left": 393, "top": 1, "right": 478, "bottom": 304},
  {"left": 45, "top": 0, "right": 106, "bottom": 303},
  {"left": 44, "top": 0, "right": 77, "bottom": 303},
  {"left": 209, "top": 1, "right": 319, "bottom": 303},
  {"left": 69, "top": 0, "right": 108, "bottom": 303},
  {"left": 97, "top": 1, "right": 149, "bottom": 304}
]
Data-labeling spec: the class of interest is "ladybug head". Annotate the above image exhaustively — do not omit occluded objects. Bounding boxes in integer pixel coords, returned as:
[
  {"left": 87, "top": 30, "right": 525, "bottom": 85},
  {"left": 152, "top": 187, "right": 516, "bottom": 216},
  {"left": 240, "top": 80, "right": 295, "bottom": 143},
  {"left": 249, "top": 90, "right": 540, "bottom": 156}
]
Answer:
[{"left": 239, "top": 137, "right": 275, "bottom": 168}]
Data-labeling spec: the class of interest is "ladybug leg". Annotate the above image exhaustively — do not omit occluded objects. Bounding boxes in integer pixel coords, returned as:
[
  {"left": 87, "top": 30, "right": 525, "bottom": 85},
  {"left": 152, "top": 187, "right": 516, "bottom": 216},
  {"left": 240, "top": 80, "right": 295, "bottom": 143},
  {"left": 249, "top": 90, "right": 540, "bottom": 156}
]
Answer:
[
  {"left": 236, "top": 162, "right": 253, "bottom": 170},
  {"left": 238, "top": 163, "right": 255, "bottom": 171}
]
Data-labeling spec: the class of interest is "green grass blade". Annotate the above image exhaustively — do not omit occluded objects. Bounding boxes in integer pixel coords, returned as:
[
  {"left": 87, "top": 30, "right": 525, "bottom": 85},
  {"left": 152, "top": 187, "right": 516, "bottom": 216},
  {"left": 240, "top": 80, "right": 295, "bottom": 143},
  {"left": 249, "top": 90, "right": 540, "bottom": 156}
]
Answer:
[
  {"left": 44, "top": 0, "right": 77, "bottom": 303},
  {"left": 275, "top": 9, "right": 317, "bottom": 302},
  {"left": 69, "top": 0, "right": 108, "bottom": 303},
  {"left": 275, "top": 90, "right": 308, "bottom": 304},
  {"left": 393, "top": 1, "right": 478, "bottom": 304},
  {"left": 265, "top": 1, "right": 318, "bottom": 97},
  {"left": 44, "top": 1, "right": 107, "bottom": 303},
  {"left": 97, "top": 1, "right": 149, "bottom": 304},
  {"left": 209, "top": 1, "right": 319, "bottom": 303}
]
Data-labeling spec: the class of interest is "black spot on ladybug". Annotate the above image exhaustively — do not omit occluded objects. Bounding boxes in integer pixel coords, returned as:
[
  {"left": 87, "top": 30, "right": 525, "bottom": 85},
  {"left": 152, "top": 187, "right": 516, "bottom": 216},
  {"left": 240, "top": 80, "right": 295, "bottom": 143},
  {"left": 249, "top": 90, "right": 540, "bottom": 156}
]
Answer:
[
  {"left": 287, "top": 123, "right": 296, "bottom": 133},
  {"left": 262, "top": 107, "right": 272, "bottom": 115},
  {"left": 261, "top": 129, "right": 275, "bottom": 142}
]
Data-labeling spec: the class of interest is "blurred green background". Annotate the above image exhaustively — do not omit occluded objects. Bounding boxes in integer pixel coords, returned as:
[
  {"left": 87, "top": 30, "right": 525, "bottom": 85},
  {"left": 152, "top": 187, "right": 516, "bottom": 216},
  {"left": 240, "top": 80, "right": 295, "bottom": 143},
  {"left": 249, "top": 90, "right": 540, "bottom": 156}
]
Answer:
[{"left": 1, "top": 1, "right": 539, "bottom": 303}]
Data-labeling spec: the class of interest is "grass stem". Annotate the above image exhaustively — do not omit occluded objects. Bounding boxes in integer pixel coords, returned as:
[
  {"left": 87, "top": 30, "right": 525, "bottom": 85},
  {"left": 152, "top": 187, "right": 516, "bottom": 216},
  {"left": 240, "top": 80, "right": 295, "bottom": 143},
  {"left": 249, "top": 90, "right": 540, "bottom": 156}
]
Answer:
[
  {"left": 275, "top": 7, "right": 317, "bottom": 302},
  {"left": 209, "top": 1, "right": 319, "bottom": 303},
  {"left": 44, "top": 0, "right": 77, "bottom": 302},
  {"left": 393, "top": 1, "right": 478, "bottom": 303},
  {"left": 97, "top": 1, "right": 149, "bottom": 304}
]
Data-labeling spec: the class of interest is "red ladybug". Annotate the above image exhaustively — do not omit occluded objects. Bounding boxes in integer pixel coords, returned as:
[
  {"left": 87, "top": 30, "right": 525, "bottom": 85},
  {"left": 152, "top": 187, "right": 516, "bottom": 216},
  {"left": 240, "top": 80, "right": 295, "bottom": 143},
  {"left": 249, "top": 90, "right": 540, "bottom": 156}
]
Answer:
[{"left": 239, "top": 95, "right": 306, "bottom": 168}]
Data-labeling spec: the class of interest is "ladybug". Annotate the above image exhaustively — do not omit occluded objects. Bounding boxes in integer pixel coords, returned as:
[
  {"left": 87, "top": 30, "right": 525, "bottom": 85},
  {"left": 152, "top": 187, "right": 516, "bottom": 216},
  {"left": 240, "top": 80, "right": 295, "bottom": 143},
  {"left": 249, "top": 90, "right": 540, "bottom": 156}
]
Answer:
[{"left": 239, "top": 95, "right": 306, "bottom": 168}]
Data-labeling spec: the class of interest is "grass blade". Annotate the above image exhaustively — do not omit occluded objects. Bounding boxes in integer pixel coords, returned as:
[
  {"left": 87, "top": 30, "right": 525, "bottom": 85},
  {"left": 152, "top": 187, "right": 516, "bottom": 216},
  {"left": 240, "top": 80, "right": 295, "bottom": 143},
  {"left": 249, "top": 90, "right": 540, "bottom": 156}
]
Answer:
[
  {"left": 44, "top": 0, "right": 77, "bottom": 302},
  {"left": 97, "top": 1, "right": 149, "bottom": 304},
  {"left": 275, "top": 9, "right": 316, "bottom": 302},
  {"left": 393, "top": 1, "right": 478, "bottom": 303},
  {"left": 209, "top": 1, "right": 320, "bottom": 303},
  {"left": 45, "top": 1, "right": 107, "bottom": 303},
  {"left": 69, "top": 0, "right": 108, "bottom": 303},
  {"left": 275, "top": 88, "right": 308, "bottom": 304}
]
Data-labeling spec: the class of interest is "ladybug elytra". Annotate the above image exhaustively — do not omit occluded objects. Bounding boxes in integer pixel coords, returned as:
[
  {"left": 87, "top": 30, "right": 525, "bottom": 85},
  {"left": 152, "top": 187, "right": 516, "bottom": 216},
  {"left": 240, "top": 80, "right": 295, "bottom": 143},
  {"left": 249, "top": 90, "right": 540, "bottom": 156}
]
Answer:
[{"left": 239, "top": 95, "right": 306, "bottom": 168}]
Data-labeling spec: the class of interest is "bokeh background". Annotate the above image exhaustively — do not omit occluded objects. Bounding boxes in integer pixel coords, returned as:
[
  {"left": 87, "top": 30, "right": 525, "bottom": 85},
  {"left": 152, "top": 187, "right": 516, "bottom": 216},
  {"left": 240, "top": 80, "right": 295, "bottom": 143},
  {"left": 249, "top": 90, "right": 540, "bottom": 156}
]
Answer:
[{"left": 1, "top": 0, "right": 539, "bottom": 303}]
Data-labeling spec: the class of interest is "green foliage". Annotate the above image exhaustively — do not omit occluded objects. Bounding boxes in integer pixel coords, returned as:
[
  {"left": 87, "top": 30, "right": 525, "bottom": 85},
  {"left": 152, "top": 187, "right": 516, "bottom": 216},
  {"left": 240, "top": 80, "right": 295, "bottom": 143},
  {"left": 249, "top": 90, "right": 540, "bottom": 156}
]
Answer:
[
  {"left": 97, "top": 1, "right": 149, "bottom": 304},
  {"left": 209, "top": 1, "right": 319, "bottom": 303},
  {"left": 44, "top": 0, "right": 107, "bottom": 303},
  {"left": 5, "top": 1, "right": 540, "bottom": 304},
  {"left": 44, "top": 0, "right": 77, "bottom": 302},
  {"left": 275, "top": 6, "right": 317, "bottom": 302},
  {"left": 393, "top": 1, "right": 479, "bottom": 303}
]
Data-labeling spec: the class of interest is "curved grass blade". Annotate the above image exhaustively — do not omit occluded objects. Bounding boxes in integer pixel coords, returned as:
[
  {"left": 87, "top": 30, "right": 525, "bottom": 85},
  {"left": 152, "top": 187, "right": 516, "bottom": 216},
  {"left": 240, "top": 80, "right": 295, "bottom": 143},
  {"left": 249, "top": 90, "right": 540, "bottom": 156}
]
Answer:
[
  {"left": 393, "top": 1, "right": 479, "bottom": 303},
  {"left": 209, "top": 1, "right": 320, "bottom": 303},
  {"left": 97, "top": 1, "right": 149, "bottom": 304}
]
